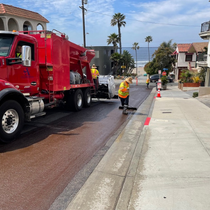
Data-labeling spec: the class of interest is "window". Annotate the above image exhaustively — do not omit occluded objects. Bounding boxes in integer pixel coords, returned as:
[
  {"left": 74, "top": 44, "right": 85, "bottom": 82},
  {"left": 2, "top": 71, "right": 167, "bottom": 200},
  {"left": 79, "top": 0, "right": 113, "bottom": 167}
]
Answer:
[
  {"left": 0, "top": 34, "right": 14, "bottom": 56},
  {"left": 185, "top": 54, "right": 192, "bottom": 61},
  {"left": 106, "top": 50, "right": 111, "bottom": 56},
  {"left": 16, "top": 41, "right": 35, "bottom": 60}
]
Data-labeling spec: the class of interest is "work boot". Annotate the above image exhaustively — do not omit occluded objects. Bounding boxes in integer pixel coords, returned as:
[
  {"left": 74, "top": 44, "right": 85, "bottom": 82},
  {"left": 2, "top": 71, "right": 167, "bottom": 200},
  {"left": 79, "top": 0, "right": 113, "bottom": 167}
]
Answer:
[{"left": 122, "top": 105, "right": 128, "bottom": 115}]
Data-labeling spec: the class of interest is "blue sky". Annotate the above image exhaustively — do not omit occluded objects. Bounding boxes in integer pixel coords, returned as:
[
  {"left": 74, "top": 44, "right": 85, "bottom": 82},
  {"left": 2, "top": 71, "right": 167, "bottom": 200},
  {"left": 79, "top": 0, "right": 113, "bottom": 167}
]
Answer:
[{"left": 3, "top": 0, "right": 210, "bottom": 47}]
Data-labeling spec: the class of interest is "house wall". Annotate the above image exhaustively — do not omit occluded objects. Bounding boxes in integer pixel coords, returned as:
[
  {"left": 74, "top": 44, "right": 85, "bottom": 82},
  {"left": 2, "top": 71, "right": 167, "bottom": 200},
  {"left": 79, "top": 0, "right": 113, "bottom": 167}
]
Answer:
[
  {"left": 208, "top": 38, "right": 210, "bottom": 67},
  {"left": 0, "top": 15, "right": 47, "bottom": 31},
  {"left": 177, "top": 53, "right": 196, "bottom": 68}
]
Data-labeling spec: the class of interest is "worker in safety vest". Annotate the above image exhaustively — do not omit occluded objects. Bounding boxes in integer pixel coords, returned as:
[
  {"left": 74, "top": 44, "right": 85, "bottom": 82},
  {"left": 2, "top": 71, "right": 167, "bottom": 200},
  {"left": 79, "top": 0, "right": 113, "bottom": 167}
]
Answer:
[
  {"left": 146, "top": 77, "right": 150, "bottom": 89},
  {"left": 16, "top": 45, "right": 22, "bottom": 58},
  {"left": 118, "top": 77, "right": 133, "bottom": 115},
  {"left": 91, "top": 64, "right": 99, "bottom": 90}
]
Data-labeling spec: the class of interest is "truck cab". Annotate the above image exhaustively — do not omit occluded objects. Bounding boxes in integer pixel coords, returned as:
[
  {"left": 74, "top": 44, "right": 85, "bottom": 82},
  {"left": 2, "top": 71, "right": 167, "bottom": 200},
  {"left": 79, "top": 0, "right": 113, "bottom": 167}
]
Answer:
[{"left": 0, "top": 31, "right": 39, "bottom": 95}]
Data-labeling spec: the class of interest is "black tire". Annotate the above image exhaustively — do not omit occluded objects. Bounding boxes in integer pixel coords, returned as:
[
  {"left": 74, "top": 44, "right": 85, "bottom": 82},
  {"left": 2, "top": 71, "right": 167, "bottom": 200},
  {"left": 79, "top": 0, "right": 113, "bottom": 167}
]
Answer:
[
  {"left": 83, "top": 88, "right": 91, "bottom": 107},
  {"left": 72, "top": 89, "right": 83, "bottom": 111},
  {"left": 0, "top": 100, "right": 24, "bottom": 143}
]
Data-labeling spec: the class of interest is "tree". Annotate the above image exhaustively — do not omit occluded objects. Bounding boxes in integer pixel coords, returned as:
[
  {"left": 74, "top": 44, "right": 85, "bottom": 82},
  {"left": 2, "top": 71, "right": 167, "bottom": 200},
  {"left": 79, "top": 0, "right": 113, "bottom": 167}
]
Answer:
[
  {"left": 107, "top": 33, "right": 119, "bottom": 53},
  {"left": 145, "top": 36, "right": 153, "bottom": 62},
  {"left": 111, "top": 13, "right": 126, "bottom": 54},
  {"left": 153, "top": 39, "right": 177, "bottom": 72},
  {"left": 144, "top": 58, "right": 159, "bottom": 76},
  {"left": 132, "top": 42, "right": 140, "bottom": 75},
  {"left": 122, "top": 50, "right": 135, "bottom": 74},
  {"left": 110, "top": 52, "right": 123, "bottom": 75}
]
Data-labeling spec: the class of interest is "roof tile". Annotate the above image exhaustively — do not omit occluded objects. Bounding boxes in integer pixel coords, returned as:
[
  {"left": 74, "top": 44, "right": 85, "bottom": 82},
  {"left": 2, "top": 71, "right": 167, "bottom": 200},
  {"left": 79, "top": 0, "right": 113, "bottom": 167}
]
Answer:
[
  {"left": 177, "top": 44, "right": 191, "bottom": 52},
  {"left": 191, "top": 42, "right": 208, "bottom": 53},
  {"left": 0, "top": 4, "right": 49, "bottom": 23}
]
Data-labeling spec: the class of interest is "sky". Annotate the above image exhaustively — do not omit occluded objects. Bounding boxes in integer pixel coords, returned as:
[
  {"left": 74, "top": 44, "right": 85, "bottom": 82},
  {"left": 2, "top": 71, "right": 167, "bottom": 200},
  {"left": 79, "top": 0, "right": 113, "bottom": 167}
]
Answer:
[{"left": 3, "top": 0, "right": 210, "bottom": 47}]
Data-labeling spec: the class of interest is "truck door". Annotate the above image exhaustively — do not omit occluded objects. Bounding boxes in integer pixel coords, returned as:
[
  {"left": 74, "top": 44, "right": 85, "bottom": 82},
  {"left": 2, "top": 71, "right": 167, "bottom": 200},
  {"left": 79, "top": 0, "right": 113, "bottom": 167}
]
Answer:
[{"left": 7, "top": 41, "right": 39, "bottom": 95}]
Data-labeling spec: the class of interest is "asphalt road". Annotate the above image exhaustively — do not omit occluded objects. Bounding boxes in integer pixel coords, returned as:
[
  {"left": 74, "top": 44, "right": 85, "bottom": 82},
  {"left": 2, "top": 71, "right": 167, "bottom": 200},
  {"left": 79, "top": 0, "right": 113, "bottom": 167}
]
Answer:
[{"left": 0, "top": 83, "right": 152, "bottom": 210}]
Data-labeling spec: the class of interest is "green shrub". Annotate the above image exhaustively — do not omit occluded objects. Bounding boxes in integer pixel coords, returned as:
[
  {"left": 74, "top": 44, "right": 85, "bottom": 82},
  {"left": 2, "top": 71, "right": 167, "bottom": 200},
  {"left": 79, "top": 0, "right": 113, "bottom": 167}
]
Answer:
[
  {"left": 161, "top": 76, "right": 168, "bottom": 85},
  {"left": 193, "top": 92, "right": 198, "bottom": 98}
]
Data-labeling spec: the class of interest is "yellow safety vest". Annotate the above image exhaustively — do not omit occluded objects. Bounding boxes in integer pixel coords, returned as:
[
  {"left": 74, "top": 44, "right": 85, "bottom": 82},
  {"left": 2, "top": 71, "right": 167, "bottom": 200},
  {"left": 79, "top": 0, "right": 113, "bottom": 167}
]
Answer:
[
  {"left": 91, "top": 68, "right": 99, "bottom": 79},
  {"left": 16, "top": 53, "right": 22, "bottom": 58},
  {"left": 146, "top": 78, "right": 149, "bottom": 83},
  {"left": 118, "top": 81, "right": 129, "bottom": 98}
]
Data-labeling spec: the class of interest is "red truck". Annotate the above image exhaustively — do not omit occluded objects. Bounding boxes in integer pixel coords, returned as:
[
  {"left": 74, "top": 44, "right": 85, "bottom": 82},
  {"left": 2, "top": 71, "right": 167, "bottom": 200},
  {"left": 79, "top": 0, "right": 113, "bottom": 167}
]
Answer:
[{"left": 0, "top": 29, "right": 116, "bottom": 143}]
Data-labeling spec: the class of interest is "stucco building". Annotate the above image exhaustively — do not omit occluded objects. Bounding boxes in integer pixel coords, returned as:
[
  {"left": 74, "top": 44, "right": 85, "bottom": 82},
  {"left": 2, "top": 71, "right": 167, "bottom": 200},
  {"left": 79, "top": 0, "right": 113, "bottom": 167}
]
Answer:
[{"left": 0, "top": 3, "right": 48, "bottom": 32}]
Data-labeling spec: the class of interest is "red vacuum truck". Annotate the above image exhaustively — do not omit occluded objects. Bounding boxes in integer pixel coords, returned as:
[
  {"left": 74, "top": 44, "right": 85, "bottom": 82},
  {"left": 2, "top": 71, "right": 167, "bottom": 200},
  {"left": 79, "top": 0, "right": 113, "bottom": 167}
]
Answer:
[{"left": 0, "top": 29, "right": 116, "bottom": 143}]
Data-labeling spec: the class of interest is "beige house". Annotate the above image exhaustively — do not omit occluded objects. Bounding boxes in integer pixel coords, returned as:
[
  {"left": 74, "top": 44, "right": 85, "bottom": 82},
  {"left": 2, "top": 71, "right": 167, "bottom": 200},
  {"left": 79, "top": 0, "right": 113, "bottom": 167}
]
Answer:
[{"left": 0, "top": 3, "right": 49, "bottom": 32}]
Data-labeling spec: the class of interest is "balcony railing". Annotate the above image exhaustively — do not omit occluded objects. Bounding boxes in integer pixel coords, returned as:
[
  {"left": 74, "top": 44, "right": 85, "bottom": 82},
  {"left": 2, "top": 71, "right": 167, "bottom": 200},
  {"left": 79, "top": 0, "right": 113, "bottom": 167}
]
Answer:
[
  {"left": 197, "top": 54, "right": 207, "bottom": 62},
  {"left": 201, "top": 21, "right": 210, "bottom": 32}
]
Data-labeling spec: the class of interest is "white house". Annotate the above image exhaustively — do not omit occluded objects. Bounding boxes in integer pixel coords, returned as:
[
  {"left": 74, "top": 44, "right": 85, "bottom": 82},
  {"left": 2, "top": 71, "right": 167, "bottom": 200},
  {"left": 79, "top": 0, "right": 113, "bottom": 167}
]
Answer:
[{"left": 173, "top": 42, "right": 208, "bottom": 80}]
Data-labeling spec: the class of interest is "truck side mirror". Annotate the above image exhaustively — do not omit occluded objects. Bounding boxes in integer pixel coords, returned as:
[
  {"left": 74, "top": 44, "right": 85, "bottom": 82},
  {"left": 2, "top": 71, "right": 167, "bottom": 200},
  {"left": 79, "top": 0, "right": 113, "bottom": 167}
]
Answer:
[{"left": 22, "top": 45, "right": 31, "bottom": 67}]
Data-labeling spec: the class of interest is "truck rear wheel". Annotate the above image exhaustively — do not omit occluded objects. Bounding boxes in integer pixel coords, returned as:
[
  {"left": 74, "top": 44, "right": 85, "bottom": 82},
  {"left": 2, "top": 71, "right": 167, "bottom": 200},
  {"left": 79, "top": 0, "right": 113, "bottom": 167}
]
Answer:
[
  {"left": 0, "top": 100, "right": 24, "bottom": 143},
  {"left": 83, "top": 88, "right": 91, "bottom": 107}
]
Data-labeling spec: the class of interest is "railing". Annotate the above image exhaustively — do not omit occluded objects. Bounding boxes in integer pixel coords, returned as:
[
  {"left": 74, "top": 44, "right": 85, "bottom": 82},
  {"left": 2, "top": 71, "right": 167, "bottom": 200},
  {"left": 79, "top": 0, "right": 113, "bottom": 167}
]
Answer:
[
  {"left": 197, "top": 54, "right": 207, "bottom": 62},
  {"left": 196, "top": 54, "right": 208, "bottom": 67},
  {"left": 201, "top": 21, "right": 210, "bottom": 32}
]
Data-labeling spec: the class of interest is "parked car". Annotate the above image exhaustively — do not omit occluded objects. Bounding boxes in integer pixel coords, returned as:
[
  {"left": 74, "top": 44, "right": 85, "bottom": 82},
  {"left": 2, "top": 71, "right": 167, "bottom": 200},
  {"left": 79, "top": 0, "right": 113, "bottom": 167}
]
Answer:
[{"left": 150, "top": 74, "right": 173, "bottom": 83}]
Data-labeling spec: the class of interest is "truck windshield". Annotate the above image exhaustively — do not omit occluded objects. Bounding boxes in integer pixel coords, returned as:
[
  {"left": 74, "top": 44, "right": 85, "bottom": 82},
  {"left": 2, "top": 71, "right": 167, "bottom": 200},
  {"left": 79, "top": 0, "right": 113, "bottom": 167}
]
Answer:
[{"left": 0, "top": 34, "right": 14, "bottom": 56}]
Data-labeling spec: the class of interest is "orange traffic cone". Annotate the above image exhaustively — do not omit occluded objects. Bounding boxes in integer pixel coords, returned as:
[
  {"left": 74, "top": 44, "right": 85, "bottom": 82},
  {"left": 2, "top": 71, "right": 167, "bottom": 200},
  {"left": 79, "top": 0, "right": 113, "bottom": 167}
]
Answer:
[{"left": 157, "top": 89, "right": 161, "bottom": 98}]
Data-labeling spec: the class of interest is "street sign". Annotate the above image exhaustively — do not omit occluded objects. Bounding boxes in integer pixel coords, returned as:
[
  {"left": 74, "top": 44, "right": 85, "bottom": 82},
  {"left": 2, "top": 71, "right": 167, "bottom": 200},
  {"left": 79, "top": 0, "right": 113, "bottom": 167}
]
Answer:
[
  {"left": 158, "top": 70, "right": 161, "bottom": 74},
  {"left": 163, "top": 68, "right": 168, "bottom": 71},
  {"left": 162, "top": 71, "right": 166, "bottom": 76},
  {"left": 158, "top": 83, "right": 161, "bottom": 89},
  {"left": 121, "top": 66, "right": 126, "bottom": 69}
]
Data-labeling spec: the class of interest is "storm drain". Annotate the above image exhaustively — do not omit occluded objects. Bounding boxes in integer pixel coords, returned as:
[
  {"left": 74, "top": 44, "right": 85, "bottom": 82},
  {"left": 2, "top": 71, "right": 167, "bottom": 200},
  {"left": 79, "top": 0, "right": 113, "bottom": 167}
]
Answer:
[{"left": 161, "top": 109, "right": 172, "bottom": 114}]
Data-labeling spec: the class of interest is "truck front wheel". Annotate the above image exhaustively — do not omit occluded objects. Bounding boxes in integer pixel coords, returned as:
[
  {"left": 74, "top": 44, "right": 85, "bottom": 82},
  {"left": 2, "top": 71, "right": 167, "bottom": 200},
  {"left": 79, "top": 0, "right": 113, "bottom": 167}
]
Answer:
[{"left": 0, "top": 100, "right": 24, "bottom": 143}]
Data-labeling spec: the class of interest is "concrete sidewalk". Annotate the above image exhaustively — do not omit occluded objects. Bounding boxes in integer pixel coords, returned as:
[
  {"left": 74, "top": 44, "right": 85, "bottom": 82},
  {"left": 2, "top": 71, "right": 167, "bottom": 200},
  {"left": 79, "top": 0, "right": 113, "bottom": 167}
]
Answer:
[{"left": 66, "top": 86, "right": 210, "bottom": 210}]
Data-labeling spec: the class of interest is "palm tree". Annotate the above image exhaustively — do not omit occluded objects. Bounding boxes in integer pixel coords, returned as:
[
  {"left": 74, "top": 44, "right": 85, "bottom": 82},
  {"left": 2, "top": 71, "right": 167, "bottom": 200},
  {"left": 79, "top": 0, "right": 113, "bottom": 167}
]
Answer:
[
  {"left": 111, "top": 13, "right": 126, "bottom": 54},
  {"left": 145, "top": 36, "right": 153, "bottom": 62},
  {"left": 132, "top": 42, "right": 140, "bottom": 75},
  {"left": 107, "top": 33, "right": 119, "bottom": 53}
]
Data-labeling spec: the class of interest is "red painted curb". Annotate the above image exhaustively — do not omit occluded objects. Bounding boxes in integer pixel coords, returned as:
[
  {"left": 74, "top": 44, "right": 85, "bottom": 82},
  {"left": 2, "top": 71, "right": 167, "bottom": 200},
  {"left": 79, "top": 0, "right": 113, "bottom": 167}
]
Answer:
[{"left": 144, "top": 117, "right": 151, "bottom": 125}]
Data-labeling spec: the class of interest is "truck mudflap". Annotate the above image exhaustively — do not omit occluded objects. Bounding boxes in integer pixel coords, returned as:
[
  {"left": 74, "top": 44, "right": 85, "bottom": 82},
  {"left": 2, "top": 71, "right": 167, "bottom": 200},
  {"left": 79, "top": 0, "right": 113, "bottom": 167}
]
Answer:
[{"left": 97, "top": 75, "right": 117, "bottom": 99}]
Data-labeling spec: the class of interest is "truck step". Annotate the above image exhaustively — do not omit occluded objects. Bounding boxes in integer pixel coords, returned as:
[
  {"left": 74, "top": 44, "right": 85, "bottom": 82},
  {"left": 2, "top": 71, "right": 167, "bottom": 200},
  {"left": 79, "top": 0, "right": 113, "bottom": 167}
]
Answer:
[{"left": 30, "top": 112, "right": 46, "bottom": 119}]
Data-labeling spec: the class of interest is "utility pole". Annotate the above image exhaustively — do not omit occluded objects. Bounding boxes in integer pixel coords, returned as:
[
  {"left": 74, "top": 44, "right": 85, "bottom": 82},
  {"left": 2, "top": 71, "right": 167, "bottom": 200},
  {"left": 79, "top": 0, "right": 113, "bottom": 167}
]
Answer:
[{"left": 80, "top": 0, "right": 87, "bottom": 48}]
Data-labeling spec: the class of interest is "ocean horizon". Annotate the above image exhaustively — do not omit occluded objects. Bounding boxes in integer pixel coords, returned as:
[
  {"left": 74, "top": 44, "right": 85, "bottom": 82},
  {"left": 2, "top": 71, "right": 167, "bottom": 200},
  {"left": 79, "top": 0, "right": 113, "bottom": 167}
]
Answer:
[{"left": 121, "top": 47, "right": 158, "bottom": 67}]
